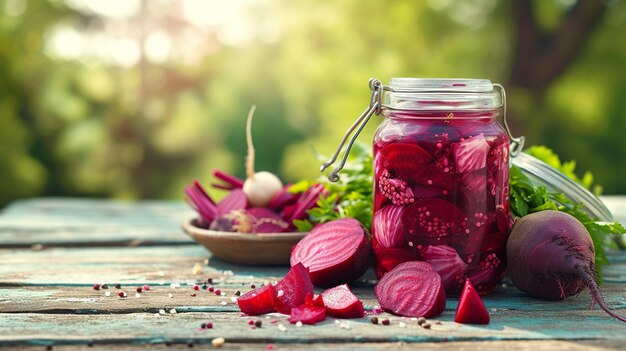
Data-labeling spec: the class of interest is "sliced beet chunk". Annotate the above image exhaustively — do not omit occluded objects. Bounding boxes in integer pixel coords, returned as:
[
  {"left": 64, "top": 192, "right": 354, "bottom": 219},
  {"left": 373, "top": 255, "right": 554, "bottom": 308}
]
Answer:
[
  {"left": 380, "top": 142, "right": 432, "bottom": 180},
  {"left": 288, "top": 304, "right": 326, "bottom": 324},
  {"left": 373, "top": 247, "right": 416, "bottom": 279},
  {"left": 455, "top": 278, "right": 490, "bottom": 324},
  {"left": 290, "top": 218, "right": 371, "bottom": 287},
  {"left": 402, "top": 198, "right": 468, "bottom": 243},
  {"left": 414, "top": 164, "right": 458, "bottom": 190},
  {"left": 418, "top": 245, "right": 468, "bottom": 291},
  {"left": 375, "top": 261, "right": 446, "bottom": 318},
  {"left": 320, "top": 284, "right": 365, "bottom": 318},
  {"left": 237, "top": 285, "right": 276, "bottom": 316},
  {"left": 273, "top": 263, "right": 314, "bottom": 314},
  {"left": 454, "top": 134, "right": 490, "bottom": 174},
  {"left": 373, "top": 205, "right": 406, "bottom": 249}
]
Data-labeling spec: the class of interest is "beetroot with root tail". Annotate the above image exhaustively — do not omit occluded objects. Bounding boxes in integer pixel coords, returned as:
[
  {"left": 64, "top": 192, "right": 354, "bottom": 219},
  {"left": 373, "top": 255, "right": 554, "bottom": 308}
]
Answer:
[
  {"left": 290, "top": 218, "right": 371, "bottom": 287},
  {"left": 455, "top": 278, "right": 489, "bottom": 324},
  {"left": 375, "top": 261, "right": 446, "bottom": 318},
  {"left": 320, "top": 284, "right": 365, "bottom": 318},
  {"left": 507, "top": 210, "right": 626, "bottom": 323}
]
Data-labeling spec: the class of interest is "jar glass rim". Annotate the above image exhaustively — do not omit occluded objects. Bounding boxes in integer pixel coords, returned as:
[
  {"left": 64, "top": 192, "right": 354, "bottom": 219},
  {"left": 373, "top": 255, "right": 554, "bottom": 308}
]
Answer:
[{"left": 384, "top": 78, "right": 502, "bottom": 111}]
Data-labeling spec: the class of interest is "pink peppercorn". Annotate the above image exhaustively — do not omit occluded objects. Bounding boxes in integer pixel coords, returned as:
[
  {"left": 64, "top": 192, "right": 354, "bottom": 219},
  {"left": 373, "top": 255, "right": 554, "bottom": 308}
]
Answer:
[
  {"left": 118, "top": 291, "right": 126, "bottom": 298},
  {"left": 205, "top": 322, "right": 213, "bottom": 329},
  {"left": 248, "top": 320, "right": 254, "bottom": 325},
  {"left": 193, "top": 285, "right": 199, "bottom": 291},
  {"left": 191, "top": 293, "right": 196, "bottom": 297},
  {"left": 143, "top": 285, "right": 150, "bottom": 291},
  {"left": 250, "top": 283, "right": 256, "bottom": 289},
  {"left": 93, "top": 284, "right": 100, "bottom": 290},
  {"left": 208, "top": 287, "right": 214, "bottom": 292},
  {"left": 215, "top": 289, "right": 221, "bottom": 295},
  {"left": 136, "top": 287, "right": 142, "bottom": 293}
]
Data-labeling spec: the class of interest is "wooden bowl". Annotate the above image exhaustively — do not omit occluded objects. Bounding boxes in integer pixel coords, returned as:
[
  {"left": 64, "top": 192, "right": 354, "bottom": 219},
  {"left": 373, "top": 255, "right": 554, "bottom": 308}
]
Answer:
[{"left": 182, "top": 218, "right": 307, "bottom": 265}]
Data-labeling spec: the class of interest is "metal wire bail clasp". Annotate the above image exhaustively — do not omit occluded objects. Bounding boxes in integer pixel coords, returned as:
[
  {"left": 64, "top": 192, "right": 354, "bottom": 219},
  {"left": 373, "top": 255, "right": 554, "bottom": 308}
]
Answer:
[
  {"left": 320, "top": 78, "right": 383, "bottom": 182},
  {"left": 493, "top": 83, "right": 525, "bottom": 157}
]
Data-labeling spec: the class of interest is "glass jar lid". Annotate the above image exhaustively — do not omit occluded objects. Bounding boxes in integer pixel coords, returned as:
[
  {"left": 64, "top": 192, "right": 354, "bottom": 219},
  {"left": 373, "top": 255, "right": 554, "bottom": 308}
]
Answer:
[
  {"left": 511, "top": 152, "right": 614, "bottom": 222},
  {"left": 384, "top": 78, "right": 502, "bottom": 111}
]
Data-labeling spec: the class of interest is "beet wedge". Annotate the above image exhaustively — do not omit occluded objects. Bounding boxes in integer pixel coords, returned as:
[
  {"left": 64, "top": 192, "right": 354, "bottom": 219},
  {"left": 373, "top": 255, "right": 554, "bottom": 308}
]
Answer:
[
  {"left": 375, "top": 261, "right": 446, "bottom": 318},
  {"left": 288, "top": 304, "right": 326, "bottom": 324},
  {"left": 455, "top": 278, "right": 490, "bottom": 324},
  {"left": 237, "top": 285, "right": 276, "bottom": 316},
  {"left": 273, "top": 262, "right": 314, "bottom": 314},
  {"left": 290, "top": 218, "right": 371, "bottom": 287},
  {"left": 321, "top": 284, "right": 365, "bottom": 318}
]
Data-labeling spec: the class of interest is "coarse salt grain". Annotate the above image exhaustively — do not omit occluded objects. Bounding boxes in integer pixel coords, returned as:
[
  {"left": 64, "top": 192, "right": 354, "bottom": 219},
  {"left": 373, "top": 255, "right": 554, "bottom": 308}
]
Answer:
[
  {"left": 211, "top": 337, "right": 225, "bottom": 348},
  {"left": 192, "top": 263, "right": 203, "bottom": 275},
  {"left": 104, "top": 292, "right": 111, "bottom": 297},
  {"left": 135, "top": 293, "right": 141, "bottom": 298},
  {"left": 334, "top": 320, "right": 341, "bottom": 325},
  {"left": 398, "top": 322, "right": 407, "bottom": 328},
  {"left": 220, "top": 301, "right": 227, "bottom": 306},
  {"left": 339, "top": 322, "right": 351, "bottom": 330},
  {"left": 277, "top": 324, "right": 287, "bottom": 332},
  {"left": 159, "top": 309, "right": 166, "bottom": 315},
  {"left": 168, "top": 293, "right": 173, "bottom": 298},
  {"left": 170, "top": 309, "right": 177, "bottom": 314},
  {"left": 230, "top": 297, "right": 238, "bottom": 303},
  {"left": 295, "top": 321, "right": 303, "bottom": 327},
  {"left": 276, "top": 290, "right": 284, "bottom": 297}
]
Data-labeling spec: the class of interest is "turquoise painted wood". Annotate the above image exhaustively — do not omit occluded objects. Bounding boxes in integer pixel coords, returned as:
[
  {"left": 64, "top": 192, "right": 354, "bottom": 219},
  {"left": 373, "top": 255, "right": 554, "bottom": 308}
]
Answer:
[{"left": 0, "top": 198, "right": 625, "bottom": 349}]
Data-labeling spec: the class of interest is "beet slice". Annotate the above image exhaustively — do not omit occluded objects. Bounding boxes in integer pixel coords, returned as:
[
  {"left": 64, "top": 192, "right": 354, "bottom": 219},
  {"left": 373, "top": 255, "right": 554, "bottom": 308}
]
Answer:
[
  {"left": 373, "top": 205, "right": 406, "bottom": 249},
  {"left": 455, "top": 278, "right": 490, "bottom": 324},
  {"left": 454, "top": 134, "right": 490, "bottom": 174},
  {"left": 237, "top": 285, "right": 276, "bottom": 316},
  {"left": 375, "top": 261, "right": 446, "bottom": 318},
  {"left": 246, "top": 207, "right": 288, "bottom": 233},
  {"left": 373, "top": 247, "right": 416, "bottom": 279},
  {"left": 288, "top": 304, "right": 326, "bottom": 324},
  {"left": 304, "top": 292, "right": 325, "bottom": 307},
  {"left": 290, "top": 218, "right": 371, "bottom": 287},
  {"left": 380, "top": 142, "right": 432, "bottom": 180},
  {"left": 414, "top": 164, "right": 458, "bottom": 190},
  {"left": 273, "top": 262, "right": 314, "bottom": 314},
  {"left": 402, "top": 198, "right": 468, "bottom": 244},
  {"left": 418, "top": 245, "right": 468, "bottom": 291},
  {"left": 320, "top": 284, "right": 364, "bottom": 318}
]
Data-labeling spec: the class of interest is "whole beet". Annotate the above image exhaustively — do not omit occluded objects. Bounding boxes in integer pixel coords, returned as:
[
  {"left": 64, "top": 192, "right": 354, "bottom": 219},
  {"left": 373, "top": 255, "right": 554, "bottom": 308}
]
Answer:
[{"left": 507, "top": 210, "right": 625, "bottom": 322}]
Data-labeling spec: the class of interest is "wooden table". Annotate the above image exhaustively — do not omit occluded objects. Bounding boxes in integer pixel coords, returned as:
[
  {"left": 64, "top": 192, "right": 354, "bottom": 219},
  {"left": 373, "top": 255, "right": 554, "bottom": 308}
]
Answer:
[{"left": 1, "top": 197, "right": 625, "bottom": 350}]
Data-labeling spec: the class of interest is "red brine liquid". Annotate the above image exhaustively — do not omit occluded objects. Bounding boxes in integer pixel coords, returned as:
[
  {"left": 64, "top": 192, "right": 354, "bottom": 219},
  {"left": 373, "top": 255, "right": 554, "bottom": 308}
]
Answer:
[{"left": 372, "top": 111, "right": 510, "bottom": 295}]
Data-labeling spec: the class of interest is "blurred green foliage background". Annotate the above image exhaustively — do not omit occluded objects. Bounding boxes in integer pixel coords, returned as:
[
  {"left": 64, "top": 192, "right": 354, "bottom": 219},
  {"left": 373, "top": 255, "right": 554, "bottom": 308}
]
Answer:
[{"left": 1, "top": 0, "right": 625, "bottom": 207}]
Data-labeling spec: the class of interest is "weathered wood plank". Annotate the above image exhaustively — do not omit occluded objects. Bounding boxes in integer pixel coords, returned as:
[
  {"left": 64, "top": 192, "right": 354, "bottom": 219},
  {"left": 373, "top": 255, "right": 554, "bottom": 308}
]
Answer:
[
  {"left": 0, "top": 198, "right": 195, "bottom": 247},
  {"left": 2, "top": 246, "right": 625, "bottom": 288},
  {"left": 1, "top": 284, "right": 625, "bottom": 314},
  {"left": 4, "top": 340, "right": 626, "bottom": 351},
  {"left": 1, "top": 309, "right": 625, "bottom": 347}
]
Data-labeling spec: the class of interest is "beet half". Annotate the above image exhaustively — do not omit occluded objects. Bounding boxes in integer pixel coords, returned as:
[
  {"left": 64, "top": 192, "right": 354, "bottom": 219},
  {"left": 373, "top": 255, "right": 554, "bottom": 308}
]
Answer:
[
  {"left": 290, "top": 218, "right": 371, "bottom": 287},
  {"left": 507, "top": 210, "right": 625, "bottom": 323},
  {"left": 375, "top": 261, "right": 446, "bottom": 318}
]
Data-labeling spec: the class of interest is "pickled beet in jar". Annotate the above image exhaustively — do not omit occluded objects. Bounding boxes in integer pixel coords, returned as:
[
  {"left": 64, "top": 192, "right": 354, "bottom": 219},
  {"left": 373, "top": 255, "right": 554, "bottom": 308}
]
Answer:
[{"left": 322, "top": 78, "right": 518, "bottom": 295}]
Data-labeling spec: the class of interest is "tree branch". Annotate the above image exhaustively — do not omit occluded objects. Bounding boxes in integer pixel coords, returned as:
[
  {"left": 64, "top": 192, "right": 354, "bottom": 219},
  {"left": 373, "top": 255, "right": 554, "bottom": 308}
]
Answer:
[{"left": 509, "top": 0, "right": 607, "bottom": 90}]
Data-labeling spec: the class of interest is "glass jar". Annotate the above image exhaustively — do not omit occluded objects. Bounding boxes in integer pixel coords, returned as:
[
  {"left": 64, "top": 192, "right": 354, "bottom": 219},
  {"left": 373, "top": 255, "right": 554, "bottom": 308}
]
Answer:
[
  {"left": 371, "top": 78, "right": 510, "bottom": 294},
  {"left": 322, "top": 78, "right": 517, "bottom": 295}
]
